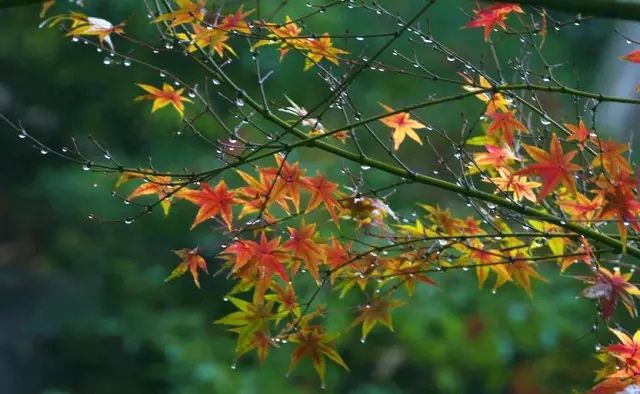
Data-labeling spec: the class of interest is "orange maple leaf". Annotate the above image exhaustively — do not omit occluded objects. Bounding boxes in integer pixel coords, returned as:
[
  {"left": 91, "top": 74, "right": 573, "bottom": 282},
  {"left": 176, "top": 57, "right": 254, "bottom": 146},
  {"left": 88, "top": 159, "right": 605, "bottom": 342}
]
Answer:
[
  {"left": 154, "top": 0, "right": 206, "bottom": 28},
  {"left": 516, "top": 133, "right": 580, "bottom": 201},
  {"left": 217, "top": 5, "right": 254, "bottom": 34},
  {"left": 302, "top": 33, "right": 349, "bottom": 71},
  {"left": 379, "top": 103, "right": 426, "bottom": 150},
  {"left": 305, "top": 173, "right": 343, "bottom": 222},
  {"left": 135, "top": 83, "right": 193, "bottom": 118},
  {"left": 127, "top": 175, "right": 178, "bottom": 216},
  {"left": 558, "top": 192, "right": 604, "bottom": 223},
  {"left": 283, "top": 223, "right": 325, "bottom": 283},
  {"left": 486, "top": 110, "right": 528, "bottom": 146},
  {"left": 180, "top": 180, "right": 238, "bottom": 230},
  {"left": 564, "top": 119, "right": 592, "bottom": 151},
  {"left": 488, "top": 168, "right": 541, "bottom": 203},
  {"left": 591, "top": 138, "right": 632, "bottom": 176},
  {"left": 165, "top": 248, "right": 208, "bottom": 288},
  {"left": 223, "top": 233, "right": 289, "bottom": 301}
]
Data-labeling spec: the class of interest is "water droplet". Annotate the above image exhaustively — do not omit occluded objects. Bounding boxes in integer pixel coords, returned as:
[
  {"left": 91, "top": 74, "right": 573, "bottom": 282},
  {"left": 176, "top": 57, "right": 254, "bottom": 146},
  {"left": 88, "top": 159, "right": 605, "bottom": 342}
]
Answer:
[
  {"left": 230, "top": 363, "right": 237, "bottom": 370},
  {"left": 540, "top": 118, "right": 551, "bottom": 126},
  {"left": 360, "top": 338, "right": 366, "bottom": 343},
  {"left": 40, "top": 149, "right": 48, "bottom": 155},
  {"left": 123, "top": 58, "right": 132, "bottom": 67},
  {"left": 212, "top": 78, "right": 220, "bottom": 85},
  {"left": 124, "top": 218, "right": 134, "bottom": 224},
  {"left": 360, "top": 165, "right": 371, "bottom": 170},
  {"left": 355, "top": 36, "right": 364, "bottom": 41},
  {"left": 159, "top": 71, "right": 166, "bottom": 78},
  {"left": 165, "top": 42, "right": 174, "bottom": 50},
  {"left": 87, "top": 213, "right": 95, "bottom": 220},
  {"left": 82, "top": 163, "right": 91, "bottom": 171},
  {"left": 188, "top": 90, "right": 196, "bottom": 98},
  {"left": 18, "top": 133, "right": 26, "bottom": 139},
  {"left": 446, "top": 56, "right": 456, "bottom": 62},
  {"left": 103, "top": 57, "right": 112, "bottom": 65}
]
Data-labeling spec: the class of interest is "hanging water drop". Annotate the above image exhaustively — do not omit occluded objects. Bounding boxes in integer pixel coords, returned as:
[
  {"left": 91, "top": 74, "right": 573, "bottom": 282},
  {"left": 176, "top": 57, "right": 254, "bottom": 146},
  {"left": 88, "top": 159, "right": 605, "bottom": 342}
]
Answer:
[
  {"left": 123, "top": 58, "right": 132, "bottom": 67},
  {"left": 103, "top": 57, "right": 112, "bottom": 65}
]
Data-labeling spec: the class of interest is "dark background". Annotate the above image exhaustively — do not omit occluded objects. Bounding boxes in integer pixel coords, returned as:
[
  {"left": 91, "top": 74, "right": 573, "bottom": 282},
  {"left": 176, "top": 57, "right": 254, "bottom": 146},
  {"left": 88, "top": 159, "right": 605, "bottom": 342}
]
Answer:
[{"left": 1, "top": 1, "right": 639, "bottom": 393}]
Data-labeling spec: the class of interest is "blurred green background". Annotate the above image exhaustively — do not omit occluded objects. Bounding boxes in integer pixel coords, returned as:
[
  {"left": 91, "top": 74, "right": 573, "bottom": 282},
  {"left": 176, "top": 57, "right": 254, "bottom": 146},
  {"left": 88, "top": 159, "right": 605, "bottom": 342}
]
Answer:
[{"left": 1, "top": 1, "right": 638, "bottom": 393}]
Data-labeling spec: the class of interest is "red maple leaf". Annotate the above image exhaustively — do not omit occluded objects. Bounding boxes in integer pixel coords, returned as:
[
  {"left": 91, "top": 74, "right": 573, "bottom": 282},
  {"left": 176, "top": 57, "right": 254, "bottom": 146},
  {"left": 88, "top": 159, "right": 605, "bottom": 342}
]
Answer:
[{"left": 516, "top": 133, "right": 580, "bottom": 201}]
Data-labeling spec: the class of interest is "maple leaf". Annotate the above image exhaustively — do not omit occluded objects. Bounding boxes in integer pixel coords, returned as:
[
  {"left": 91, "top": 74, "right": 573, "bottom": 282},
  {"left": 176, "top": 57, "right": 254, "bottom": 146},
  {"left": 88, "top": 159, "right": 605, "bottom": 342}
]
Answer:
[
  {"left": 302, "top": 33, "right": 349, "bottom": 71},
  {"left": 558, "top": 192, "right": 604, "bottom": 223},
  {"left": 266, "top": 282, "right": 300, "bottom": 319},
  {"left": 215, "top": 297, "right": 282, "bottom": 363},
  {"left": 353, "top": 298, "right": 404, "bottom": 342},
  {"left": 179, "top": 180, "right": 238, "bottom": 230},
  {"left": 621, "top": 49, "right": 640, "bottom": 63},
  {"left": 516, "top": 133, "right": 580, "bottom": 201},
  {"left": 283, "top": 223, "right": 325, "bottom": 283},
  {"left": 261, "top": 155, "right": 308, "bottom": 213},
  {"left": 560, "top": 237, "right": 593, "bottom": 272},
  {"left": 421, "top": 204, "right": 458, "bottom": 235},
  {"left": 126, "top": 175, "right": 177, "bottom": 216},
  {"left": 486, "top": 110, "right": 528, "bottom": 146},
  {"left": 154, "top": 0, "right": 206, "bottom": 28},
  {"left": 135, "top": 83, "right": 193, "bottom": 118},
  {"left": 582, "top": 267, "right": 640, "bottom": 320},
  {"left": 592, "top": 328, "right": 640, "bottom": 394},
  {"left": 488, "top": 168, "right": 541, "bottom": 203},
  {"left": 594, "top": 172, "right": 640, "bottom": 247},
  {"left": 564, "top": 119, "right": 593, "bottom": 151},
  {"left": 288, "top": 323, "right": 349, "bottom": 385},
  {"left": 462, "top": 244, "right": 511, "bottom": 289},
  {"left": 176, "top": 25, "right": 237, "bottom": 57},
  {"left": 460, "top": 73, "right": 512, "bottom": 113},
  {"left": 253, "top": 16, "right": 304, "bottom": 60},
  {"left": 465, "top": 4, "right": 524, "bottom": 42},
  {"left": 165, "top": 248, "right": 208, "bottom": 288},
  {"left": 504, "top": 258, "right": 547, "bottom": 297},
  {"left": 217, "top": 5, "right": 254, "bottom": 34},
  {"left": 48, "top": 12, "right": 124, "bottom": 51},
  {"left": 379, "top": 103, "right": 426, "bottom": 150},
  {"left": 323, "top": 238, "right": 352, "bottom": 281},
  {"left": 527, "top": 219, "right": 566, "bottom": 260},
  {"left": 469, "top": 144, "right": 519, "bottom": 174},
  {"left": 305, "top": 173, "right": 343, "bottom": 222},
  {"left": 223, "top": 233, "right": 289, "bottom": 302},
  {"left": 591, "top": 138, "right": 632, "bottom": 176},
  {"left": 341, "top": 195, "right": 397, "bottom": 230},
  {"left": 379, "top": 256, "right": 437, "bottom": 296}
]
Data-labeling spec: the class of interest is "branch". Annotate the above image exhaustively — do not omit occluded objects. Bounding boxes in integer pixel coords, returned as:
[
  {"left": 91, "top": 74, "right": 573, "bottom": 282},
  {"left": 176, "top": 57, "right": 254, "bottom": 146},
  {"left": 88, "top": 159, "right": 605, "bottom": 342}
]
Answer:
[{"left": 489, "top": 0, "right": 640, "bottom": 22}]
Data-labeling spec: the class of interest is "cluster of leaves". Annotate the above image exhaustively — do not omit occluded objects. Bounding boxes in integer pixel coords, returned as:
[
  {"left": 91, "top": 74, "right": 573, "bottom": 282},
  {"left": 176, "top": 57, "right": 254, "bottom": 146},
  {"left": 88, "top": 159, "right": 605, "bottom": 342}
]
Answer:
[{"left": 24, "top": 0, "right": 640, "bottom": 391}]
